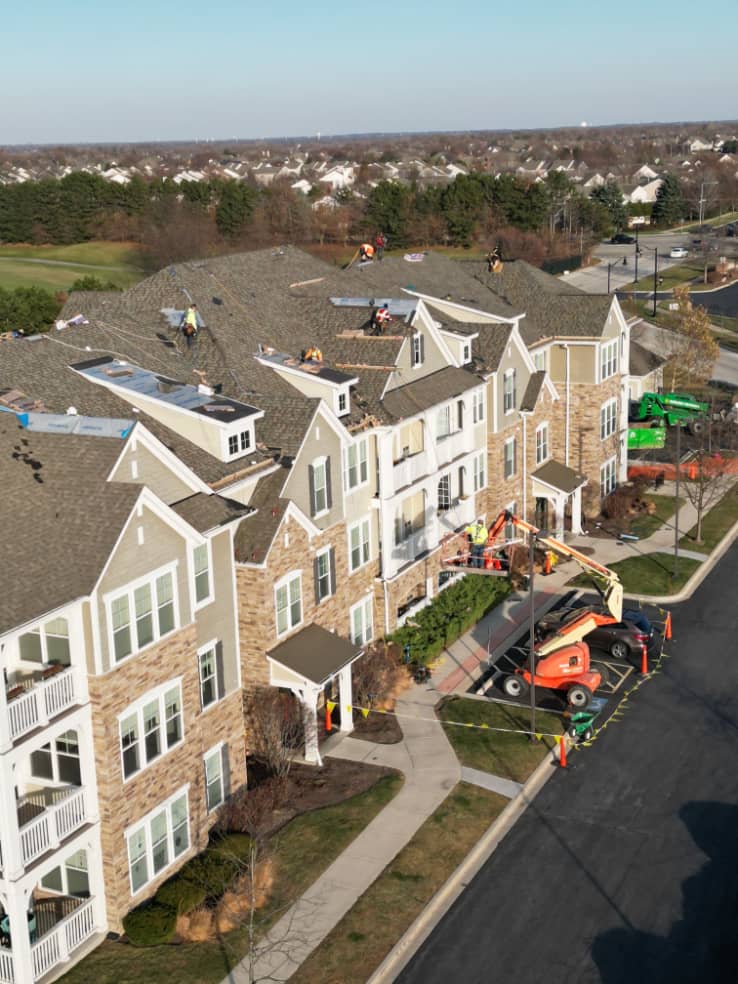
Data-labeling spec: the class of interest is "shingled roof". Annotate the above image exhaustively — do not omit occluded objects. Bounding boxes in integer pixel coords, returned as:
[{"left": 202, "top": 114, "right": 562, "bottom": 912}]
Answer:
[
  {"left": 233, "top": 466, "right": 291, "bottom": 564},
  {"left": 170, "top": 492, "right": 252, "bottom": 533},
  {"left": 0, "top": 415, "right": 141, "bottom": 635}
]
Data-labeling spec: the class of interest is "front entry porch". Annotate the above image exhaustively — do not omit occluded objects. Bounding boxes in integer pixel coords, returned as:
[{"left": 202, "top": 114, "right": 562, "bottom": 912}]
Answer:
[
  {"left": 531, "top": 460, "right": 587, "bottom": 539},
  {"left": 267, "top": 625, "right": 364, "bottom": 766}
]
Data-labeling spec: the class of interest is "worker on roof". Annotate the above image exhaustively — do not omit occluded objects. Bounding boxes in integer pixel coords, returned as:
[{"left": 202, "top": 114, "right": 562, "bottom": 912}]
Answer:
[
  {"left": 375, "top": 232, "right": 386, "bottom": 261},
  {"left": 302, "top": 346, "right": 323, "bottom": 363},
  {"left": 358, "top": 243, "right": 375, "bottom": 262},
  {"left": 181, "top": 304, "right": 198, "bottom": 349},
  {"left": 465, "top": 518, "right": 488, "bottom": 568},
  {"left": 374, "top": 304, "right": 392, "bottom": 331}
]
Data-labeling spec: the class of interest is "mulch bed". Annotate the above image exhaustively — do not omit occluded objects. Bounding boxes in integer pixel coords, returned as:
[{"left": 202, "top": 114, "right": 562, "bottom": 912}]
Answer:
[{"left": 243, "top": 758, "right": 397, "bottom": 835}]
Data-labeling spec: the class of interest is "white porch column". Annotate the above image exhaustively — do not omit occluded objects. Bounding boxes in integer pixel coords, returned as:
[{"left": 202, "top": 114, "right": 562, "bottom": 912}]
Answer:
[
  {"left": 570, "top": 487, "right": 584, "bottom": 535},
  {"left": 77, "top": 715, "right": 99, "bottom": 824},
  {"left": 84, "top": 832, "right": 109, "bottom": 935},
  {"left": 337, "top": 665, "right": 354, "bottom": 734},
  {"left": 553, "top": 494, "right": 566, "bottom": 540},
  {"left": 4, "top": 884, "right": 34, "bottom": 984},
  {"left": 300, "top": 686, "right": 322, "bottom": 767},
  {"left": 0, "top": 759, "right": 23, "bottom": 881}
]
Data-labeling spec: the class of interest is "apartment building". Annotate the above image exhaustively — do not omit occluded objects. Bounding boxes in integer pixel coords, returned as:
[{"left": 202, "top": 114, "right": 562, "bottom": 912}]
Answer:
[{"left": 0, "top": 244, "right": 641, "bottom": 979}]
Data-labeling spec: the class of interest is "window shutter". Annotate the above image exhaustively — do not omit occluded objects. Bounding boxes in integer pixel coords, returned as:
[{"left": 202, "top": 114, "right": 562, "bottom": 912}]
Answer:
[
  {"left": 419, "top": 334, "right": 425, "bottom": 364},
  {"left": 221, "top": 744, "right": 230, "bottom": 800},
  {"left": 325, "top": 456, "right": 333, "bottom": 510},
  {"left": 215, "top": 641, "right": 225, "bottom": 701},
  {"left": 308, "top": 464, "right": 316, "bottom": 517},
  {"left": 329, "top": 548, "right": 336, "bottom": 596},
  {"left": 313, "top": 556, "right": 321, "bottom": 604}
]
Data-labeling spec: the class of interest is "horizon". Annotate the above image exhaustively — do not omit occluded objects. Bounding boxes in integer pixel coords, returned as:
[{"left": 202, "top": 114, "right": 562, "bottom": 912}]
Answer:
[{"left": 2, "top": 0, "right": 737, "bottom": 146}]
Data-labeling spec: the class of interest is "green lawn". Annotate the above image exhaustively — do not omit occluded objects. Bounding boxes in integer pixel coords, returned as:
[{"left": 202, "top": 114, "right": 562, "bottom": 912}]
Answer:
[
  {"left": 296, "top": 783, "right": 507, "bottom": 984},
  {"left": 680, "top": 483, "right": 738, "bottom": 552},
  {"left": 61, "top": 774, "right": 402, "bottom": 984},
  {"left": 0, "top": 242, "right": 146, "bottom": 291},
  {"left": 570, "top": 552, "right": 701, "bottom": 595},
  {"left": 629, "top": 495, "right": 685, "bottom": 539},
  {"left": 438, "top": 697, "right": 564, "bottom": 780},
  {"left": 624, "top": 261, "right": 704, "bottom": 293}
]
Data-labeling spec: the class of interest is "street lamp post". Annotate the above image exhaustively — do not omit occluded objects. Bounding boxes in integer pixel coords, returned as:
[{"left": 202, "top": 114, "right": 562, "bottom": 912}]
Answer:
[
  {"left": 634, "top": 226, "right": 640, "bottom": 283},
  {"left": 528, "top": 531, "right": 537, "bottom": 742},
  {"left": 637, "top": 242, "right": 659, "bottom": 318}
]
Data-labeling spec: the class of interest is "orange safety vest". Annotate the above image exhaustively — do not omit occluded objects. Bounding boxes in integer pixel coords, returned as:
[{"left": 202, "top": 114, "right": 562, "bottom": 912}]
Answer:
[{"left": 361, "top": 244, "right": 375, "bottom": 258}]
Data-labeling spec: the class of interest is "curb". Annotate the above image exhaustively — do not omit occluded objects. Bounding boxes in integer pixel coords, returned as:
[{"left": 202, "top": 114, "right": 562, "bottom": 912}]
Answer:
[{"left": 367, "top": 743, "right": 564, "bottom": 984}]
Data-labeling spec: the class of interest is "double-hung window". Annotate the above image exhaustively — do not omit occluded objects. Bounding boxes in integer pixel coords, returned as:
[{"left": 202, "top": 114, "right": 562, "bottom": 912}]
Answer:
[
  {"left": 127, "top": 788, "right": 190, "bottom": 894},
  {"left": 600, "top": 457, "right": 617, "bottom": 498},
  {"left": 533, "top": 350, "right": 546, "bottom": 372},
  {"left": 437, "top": 475, "right": 451, "bottom": 512},
  {"left": 109, "top": 566, "right": 178, "bottom": 663},
  {"left": 503, "top": 370, "right": 516, "bottom": 413},
  {"left": 228, "top": 430, "right": 251, "bottom": 456},
  {"left": 350, "top": 596, "right": 373, "bottom": 646},
  {"left": 314, "top": 548, "right": 334, "bottom": 603},
  {"left": 504, "top": 437, "right": 516, "bottom": 479},
  {"left": 535, "top": 423, "right": 549, "bottom": 465},
  {"left": 436, "top": 405, "right": 452, "bottom": 439},
  {"left": 472, "top": 389, "right": 485, "bottom": 424},
  {"left": 204, "top": 745, "right": 227, "bottom": 812},
  {"left": 343, "top": 439, "right": 368, "bottom": 492},
  {"left": 473, "top": 453, "right": 486, "bottom": 492},
  {"left": 412, "top": 333, "right": 424, "bottom": 367},
  {"left": 348, "top": 518, "right": 371, "bottom": 572},
  {"left": 119, "top": 682, "right": 183, "bottom": 780},
  {"left": 198, "top": 643, "right": 223, "bottom": 709},
  {"left": 275, "top": 573, "right": 302, "bottom": 637},
  {"left": 600, "top": 339, "right": 618, "bottom": 381},
  {"left": 311, "top": 458, "right": 329, "bottom": 516},
  {"left": 600, "top": 399, "right": 618, "bottom": 440},
  {"left": 192, "top": 543, "right": 211, "bottom": 606}
]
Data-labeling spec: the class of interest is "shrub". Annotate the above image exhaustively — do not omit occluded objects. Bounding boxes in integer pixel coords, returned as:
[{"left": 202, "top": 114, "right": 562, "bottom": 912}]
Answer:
[
  {"left": 122, "top": 902, "right": 176, "bottom": 947},
  {"left": 390, "top": 575, "right": 510, "bottom": 664},
  {"left": 156, "top": 876, "right": 208, "bottom": 915}
]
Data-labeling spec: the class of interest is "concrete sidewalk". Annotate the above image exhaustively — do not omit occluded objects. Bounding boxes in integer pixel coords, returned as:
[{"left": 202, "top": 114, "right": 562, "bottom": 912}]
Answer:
[
  {"left": 223, "top": 486, "right": 722, "bottom": 983},
  {"left": 224, "top": 677, "right": 460, "bottom": 983}
]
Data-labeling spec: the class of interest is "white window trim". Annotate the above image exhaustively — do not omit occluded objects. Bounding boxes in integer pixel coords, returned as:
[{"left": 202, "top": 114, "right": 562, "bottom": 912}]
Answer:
[
  {"left": 125, "top": 784, "right": 191, "bottom": 896},
  {"left": 535, "top": 422, "right": 550, "bottom": 466},
  {"left": 474, "top": 452, "right": 486, "bottom": 492},
  {"left": 204, "top": 742, "right": 226, "bottom": 813},
  {"left": 600, "top": 339, "right": 618, "bottom": 382},
  {"left": 197, "top": 638, "right": 224, "bottom": 711},
  {"left": 190, "top": 538, "right": 214, "bottom": 611},
  {"left": 311, "top": 455, "right": 329, "bottom": 519},
  {"left": 117, "top": 678, "right": 185, "bottom": 784},
  {"left": 472, "top": 388, "right": 485, "bottom": 424},
  {"left": 436, "top": 404, "right": 452, "bottom": 440},
  {"left": 600, "top": 398, "right": 618, "bottom": 440},
  {"left": 503, "top": 369, "right": 516, "bottom": 415},
  {"left": 104, "top": 561, "right": 180, "bottom": 668},
  {"left": 343, "top": 438, "right": 369, "bottom": 494},
  {"left": 350, "top": 594, "right": 373, "bottom": 646},
  {"left": 315, "top": 546, "right": 333, "bottom": 603},
  {"left": 600, "top": 456, "right": 617, "bottom": 497},
  {"left": 348, "top": 516, "right": 371, "bottom": 573},
  {"left": 274, "top": 571, "right": 303, "bottom": 638},
  {"left": 504, "top": 436, "right": 516, "bottom": 480},
  {"left": 411, "top": 333, "right": 423, "bottom": 368},
  {"left": 224, "top": 426, "right": 254, "bottom": 461}
]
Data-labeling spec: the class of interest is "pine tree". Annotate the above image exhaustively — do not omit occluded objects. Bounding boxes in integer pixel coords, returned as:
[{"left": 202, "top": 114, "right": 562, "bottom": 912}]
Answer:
[{"left": 652, "top": 174, "right": 686, "bottom": 227}]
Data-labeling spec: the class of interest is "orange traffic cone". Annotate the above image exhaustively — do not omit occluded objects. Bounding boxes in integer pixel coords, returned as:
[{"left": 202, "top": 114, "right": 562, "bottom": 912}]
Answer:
[
  {"left": 325, "top": 704, "right": 332, "bottom": 733},
  {"left": 688, "top": 464, "right": 697, "bottom": 480},
  {"left": 559, "top": 736, "right": 567, "bottom": 768},
  {"left": 664, "top": 612, "right": 672, "bottom": 640},
  {"left": 543, "top": 552, "right": 552, "bottom": 576},
  {"left": 641, "top": 644, "right": 649, "bottom": 676}
]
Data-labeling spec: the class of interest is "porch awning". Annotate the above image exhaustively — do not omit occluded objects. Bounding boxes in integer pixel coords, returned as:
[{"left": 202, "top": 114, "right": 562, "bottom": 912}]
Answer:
[
  {"left": 532, "top": 460, "right": 587, "bottom": 495},
  {"left": 267, "top": 624, "right": 363, "bottom": 688}
]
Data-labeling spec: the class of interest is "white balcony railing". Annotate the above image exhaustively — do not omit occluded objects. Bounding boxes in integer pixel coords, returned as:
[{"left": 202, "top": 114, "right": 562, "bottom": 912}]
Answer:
[
  {"left": 435, "top": 430, "right": 472, "bottom": 468},
  {"left": 392, "top": 451, "right": 428, "bottom": 492},
  {"left": 0, "top": 947, "right": 12, "bottom": 984},
  {"left": 31, "top": 898, "right": 96, "bottom": 980},
  {"left": 19, "top": 787, "right": 87, "bottom": 868},
  {"left": 6, "top": 668, "right": 77, "bottom": 742}
]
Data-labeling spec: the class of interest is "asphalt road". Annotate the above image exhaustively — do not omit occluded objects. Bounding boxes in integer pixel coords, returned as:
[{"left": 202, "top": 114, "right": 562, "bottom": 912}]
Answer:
[{"left": 398, "top": 543, "right": 738, "bottom": 984}]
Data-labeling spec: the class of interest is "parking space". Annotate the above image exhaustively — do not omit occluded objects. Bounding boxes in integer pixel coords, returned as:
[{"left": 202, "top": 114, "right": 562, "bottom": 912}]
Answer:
[{"left": 473, "top": 594, "right": 666, "bottom": 732}]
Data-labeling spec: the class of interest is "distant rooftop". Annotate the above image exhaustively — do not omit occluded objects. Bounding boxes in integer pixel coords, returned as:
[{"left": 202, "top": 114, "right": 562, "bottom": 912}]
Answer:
[
  {"left": 71, "top": 356, "right": 263, "bottom": 424},
  {"left": 7, "top": 408, "right": 134, "bottom": 439}
]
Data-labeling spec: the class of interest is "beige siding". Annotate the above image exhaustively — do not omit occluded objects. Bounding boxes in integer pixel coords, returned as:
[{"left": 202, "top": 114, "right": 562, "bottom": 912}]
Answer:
[
  {"left": 282, "top": 414, "right": 344, "bottom": 528},
  {"left": 95, "top": 505, "right": 192, "bottom": 674},
  {"left": 495, "top": 343, "right": 531, "bottom": 431},
  {"left": 192, "top": 528, "right": 241, "bottom": 694},
  {"left": 110, "top": 442, "right": 195, "bottom": 505},
  {"left": 384, "top": 324, "right": 450, "bottom": 393},
  {"left": 549, "top": 343, "right": 597, "bottom": 385}
]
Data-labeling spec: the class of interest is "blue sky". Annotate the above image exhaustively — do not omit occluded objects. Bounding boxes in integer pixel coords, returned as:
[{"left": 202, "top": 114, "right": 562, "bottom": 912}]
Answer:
[{"left": 2, "top": 0, "right": 737, "bottom": 145}]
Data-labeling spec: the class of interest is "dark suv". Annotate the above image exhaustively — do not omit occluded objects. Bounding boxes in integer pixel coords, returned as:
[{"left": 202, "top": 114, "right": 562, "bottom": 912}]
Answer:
[{"left": 611, "top": 233, "right": 636, "bottom": 245}]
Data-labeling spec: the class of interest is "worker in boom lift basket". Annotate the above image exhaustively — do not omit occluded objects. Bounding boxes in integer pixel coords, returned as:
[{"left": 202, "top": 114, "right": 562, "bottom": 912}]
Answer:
[{"left": 465, "top": 518, "right": 489, "bottom": 568}]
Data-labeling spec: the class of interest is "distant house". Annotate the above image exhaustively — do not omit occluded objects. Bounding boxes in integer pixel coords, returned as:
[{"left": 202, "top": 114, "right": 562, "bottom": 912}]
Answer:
[
  {"left": 633, "top": 164, "right": 658, "bottom": 181},
  {"left": 624, "top": 178, "right": 663, "bottom": 205}
]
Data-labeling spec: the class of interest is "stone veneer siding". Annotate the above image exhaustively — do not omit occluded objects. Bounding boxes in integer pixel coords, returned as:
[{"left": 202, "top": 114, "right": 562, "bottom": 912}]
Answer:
[{"left": 87, "top": 623, "right": 247, "bottom": 931}]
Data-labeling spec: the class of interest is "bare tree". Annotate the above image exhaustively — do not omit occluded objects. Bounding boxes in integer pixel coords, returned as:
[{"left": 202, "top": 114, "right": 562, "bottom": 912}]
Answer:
[
  {"left": 663, "top": 286, "right": 720, "bottom": 390},
  {"left": 682, "top": 448, "right": 733, "bottom": 544},
  {"left": 351, "top": 641, "right": 404, "bottom": 709},
  {"left": 245, "top": 688, "right": 304, "bottom": 782}
]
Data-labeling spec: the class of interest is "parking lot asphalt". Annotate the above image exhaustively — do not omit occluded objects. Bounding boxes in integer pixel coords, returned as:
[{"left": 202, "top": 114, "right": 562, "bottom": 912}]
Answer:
[{"left": 398, "top": 541, "right": 738, "bottom": 984}]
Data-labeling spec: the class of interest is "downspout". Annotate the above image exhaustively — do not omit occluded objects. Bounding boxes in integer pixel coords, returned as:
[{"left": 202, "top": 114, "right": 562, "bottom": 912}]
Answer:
[
  {"left": 520, "top": 411, "right": 528, "bottom": 521},
  {"left": 564, "top": 344, "right": 571, "bottom": 467},
  {"left": 383, "top": 577, "right": 391, "bottom": 636}
]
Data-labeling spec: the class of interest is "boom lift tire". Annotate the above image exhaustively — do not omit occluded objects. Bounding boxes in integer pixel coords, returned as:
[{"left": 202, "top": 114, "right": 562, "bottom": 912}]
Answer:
[
  {"left": 567, "top": 683, "right": 593, "bottom": 709},
  {"left": 503, "top": 675, "right": 529, "bottom": 699},
  {"left": 591, "top": 662, "right": 610, "bottom": 687},
  {"left": 688, "top": 419, "right": 704, "bottom": 436}
]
